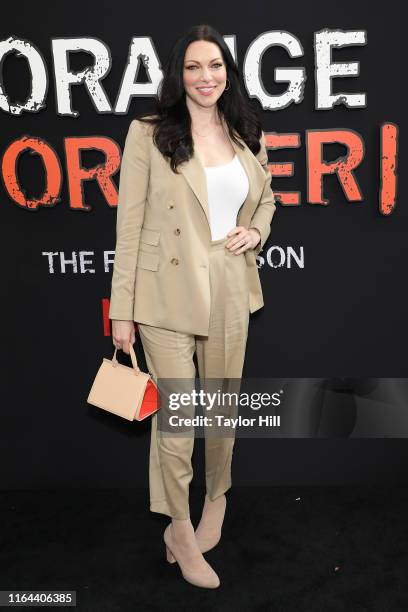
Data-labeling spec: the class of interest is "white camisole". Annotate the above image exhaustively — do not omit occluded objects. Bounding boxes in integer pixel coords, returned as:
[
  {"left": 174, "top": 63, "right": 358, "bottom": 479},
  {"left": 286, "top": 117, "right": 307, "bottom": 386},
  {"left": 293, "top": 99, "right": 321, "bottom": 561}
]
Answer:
[{"left": 203, "top": 154, "right": 249, "bottom": 241}]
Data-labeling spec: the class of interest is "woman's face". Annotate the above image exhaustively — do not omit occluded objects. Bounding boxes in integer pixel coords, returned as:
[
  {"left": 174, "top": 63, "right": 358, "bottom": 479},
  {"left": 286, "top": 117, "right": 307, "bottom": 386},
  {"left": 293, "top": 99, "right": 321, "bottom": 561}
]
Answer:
[{"left": 183, "top": 40, "right": 228, "bottom": 110}]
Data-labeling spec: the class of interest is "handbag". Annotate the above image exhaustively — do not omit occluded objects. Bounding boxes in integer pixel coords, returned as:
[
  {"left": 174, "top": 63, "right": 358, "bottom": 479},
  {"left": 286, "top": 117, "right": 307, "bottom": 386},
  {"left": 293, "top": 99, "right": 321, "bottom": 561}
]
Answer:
[{"left": 87, "top": 343, "right": 160, "bottom": 421}]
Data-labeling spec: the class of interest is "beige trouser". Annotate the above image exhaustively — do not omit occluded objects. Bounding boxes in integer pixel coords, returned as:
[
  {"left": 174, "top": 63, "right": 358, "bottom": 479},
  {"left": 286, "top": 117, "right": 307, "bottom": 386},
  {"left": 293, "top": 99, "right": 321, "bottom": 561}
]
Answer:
[{"left": 138, "top": 236, "right": 250, "bottom": 519}]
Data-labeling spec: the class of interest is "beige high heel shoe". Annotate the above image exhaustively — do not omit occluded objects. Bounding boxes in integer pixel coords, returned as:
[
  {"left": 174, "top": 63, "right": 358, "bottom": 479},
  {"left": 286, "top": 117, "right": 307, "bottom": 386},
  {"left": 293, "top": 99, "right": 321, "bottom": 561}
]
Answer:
[
  {"left": 163, "top": 523, "right": 220, "bottom": 589},
  {"left": 194, "top": 493, "right": 227, "bottom": 553}
]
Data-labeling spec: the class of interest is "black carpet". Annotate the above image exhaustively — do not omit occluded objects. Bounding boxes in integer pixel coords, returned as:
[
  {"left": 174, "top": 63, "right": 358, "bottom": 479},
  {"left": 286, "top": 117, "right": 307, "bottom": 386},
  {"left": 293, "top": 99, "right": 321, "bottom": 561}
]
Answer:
[{"left": 1, "top": 486, "right": 408, "bottom": 611}]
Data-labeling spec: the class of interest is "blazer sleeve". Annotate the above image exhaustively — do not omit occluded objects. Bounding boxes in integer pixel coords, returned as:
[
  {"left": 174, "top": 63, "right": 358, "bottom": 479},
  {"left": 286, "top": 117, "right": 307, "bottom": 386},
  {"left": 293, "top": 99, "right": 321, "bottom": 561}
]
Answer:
[
  {"left": 249, "top": 130, "right": 276, "bottom": 256},
  {"left": 109, "top": 119, "right": 150, "bottom": 321}
]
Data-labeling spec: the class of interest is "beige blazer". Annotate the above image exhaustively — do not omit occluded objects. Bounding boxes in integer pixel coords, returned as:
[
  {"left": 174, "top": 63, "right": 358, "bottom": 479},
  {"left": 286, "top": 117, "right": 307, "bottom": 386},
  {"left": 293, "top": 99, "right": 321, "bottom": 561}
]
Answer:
[{"left": 109, "top": 114, "right": 276, "bottom": 335}]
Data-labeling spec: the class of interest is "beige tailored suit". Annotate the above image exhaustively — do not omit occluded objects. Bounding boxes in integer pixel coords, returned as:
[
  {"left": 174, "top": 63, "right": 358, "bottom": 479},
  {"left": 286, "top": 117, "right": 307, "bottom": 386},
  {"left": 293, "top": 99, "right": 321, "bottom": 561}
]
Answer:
[
  {"left": 109, "top": 113, "right": 276, "bottom": 519},
  {"left": 108, "top": 114, "right": 276, "bottom": 335}
]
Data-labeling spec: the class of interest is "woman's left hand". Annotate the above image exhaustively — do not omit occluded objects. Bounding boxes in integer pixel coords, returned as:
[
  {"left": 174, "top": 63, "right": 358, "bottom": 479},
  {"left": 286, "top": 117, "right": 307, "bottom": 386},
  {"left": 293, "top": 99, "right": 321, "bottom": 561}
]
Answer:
[{"left": 225, "top": 226, "right": 261, "bottom": 254}]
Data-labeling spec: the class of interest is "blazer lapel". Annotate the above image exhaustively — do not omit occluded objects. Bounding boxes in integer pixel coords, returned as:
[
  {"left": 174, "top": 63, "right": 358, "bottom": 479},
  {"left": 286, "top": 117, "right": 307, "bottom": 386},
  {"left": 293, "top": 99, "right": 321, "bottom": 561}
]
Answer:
[{"left": 178, "top": 116, "right": 264, "bottom": 230}]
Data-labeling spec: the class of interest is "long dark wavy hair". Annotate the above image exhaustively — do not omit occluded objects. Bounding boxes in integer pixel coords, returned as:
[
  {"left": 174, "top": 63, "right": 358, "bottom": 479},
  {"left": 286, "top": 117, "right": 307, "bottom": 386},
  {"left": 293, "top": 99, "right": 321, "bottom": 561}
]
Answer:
[{"left": 135, "top": 24, "right": 263, "bottom": 173}]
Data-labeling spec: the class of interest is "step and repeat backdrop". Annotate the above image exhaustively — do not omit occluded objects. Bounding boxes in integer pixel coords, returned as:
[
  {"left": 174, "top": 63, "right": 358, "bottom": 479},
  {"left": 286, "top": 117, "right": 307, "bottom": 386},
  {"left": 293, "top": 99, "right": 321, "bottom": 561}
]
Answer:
[{"left": 2, "top": 1, "right": 408, "bottom": 489}]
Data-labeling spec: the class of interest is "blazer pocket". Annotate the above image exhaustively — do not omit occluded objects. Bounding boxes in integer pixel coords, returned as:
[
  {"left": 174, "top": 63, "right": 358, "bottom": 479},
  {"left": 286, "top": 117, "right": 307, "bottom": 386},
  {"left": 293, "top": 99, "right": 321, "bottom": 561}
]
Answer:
[
  {"left": 136, "top": 249, "right": 159, "bottom": 271},
  {"left": 140, "top": 227, "right": 160, "bottom": 246}
]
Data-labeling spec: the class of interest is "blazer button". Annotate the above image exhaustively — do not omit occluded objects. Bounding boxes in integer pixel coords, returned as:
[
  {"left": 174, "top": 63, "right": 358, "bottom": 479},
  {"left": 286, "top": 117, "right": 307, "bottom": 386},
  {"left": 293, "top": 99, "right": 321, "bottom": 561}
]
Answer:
[
  {"left": 168, "top": 202, "right": 175, "bottom": 209},
  {"left": 174, "top": 228, "right": 181, "bottom": 235},
  {"left": 170, "top": 257, "right": 179, "bottom": 265}
]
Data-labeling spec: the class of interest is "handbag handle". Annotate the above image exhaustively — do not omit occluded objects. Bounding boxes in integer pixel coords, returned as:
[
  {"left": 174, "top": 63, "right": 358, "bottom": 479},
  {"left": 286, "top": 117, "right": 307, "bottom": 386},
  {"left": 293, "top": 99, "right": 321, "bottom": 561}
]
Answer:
[{"left": 112, "top": 343, "right": 141, "bottom": 375}]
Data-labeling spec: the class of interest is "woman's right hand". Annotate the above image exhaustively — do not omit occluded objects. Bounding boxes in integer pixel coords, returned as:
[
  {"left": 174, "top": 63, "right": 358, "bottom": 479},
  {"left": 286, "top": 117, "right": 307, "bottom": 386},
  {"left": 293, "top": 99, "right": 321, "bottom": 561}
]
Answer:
[{"left": 111, "top": 320, "right": 136, "bottom": 355}]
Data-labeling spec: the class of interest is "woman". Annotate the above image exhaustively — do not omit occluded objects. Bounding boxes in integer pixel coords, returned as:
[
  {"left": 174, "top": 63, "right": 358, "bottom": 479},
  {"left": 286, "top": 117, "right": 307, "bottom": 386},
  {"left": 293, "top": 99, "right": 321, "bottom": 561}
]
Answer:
[{"left": 109, "top": 24, "right": 276, "bottom": 588}]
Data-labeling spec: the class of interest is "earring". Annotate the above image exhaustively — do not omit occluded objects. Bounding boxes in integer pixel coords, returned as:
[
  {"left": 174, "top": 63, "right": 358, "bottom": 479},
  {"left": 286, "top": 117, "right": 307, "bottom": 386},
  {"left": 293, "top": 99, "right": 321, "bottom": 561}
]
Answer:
[{"left": 224, "top": 78, "right": 230, "bottom": 91}]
